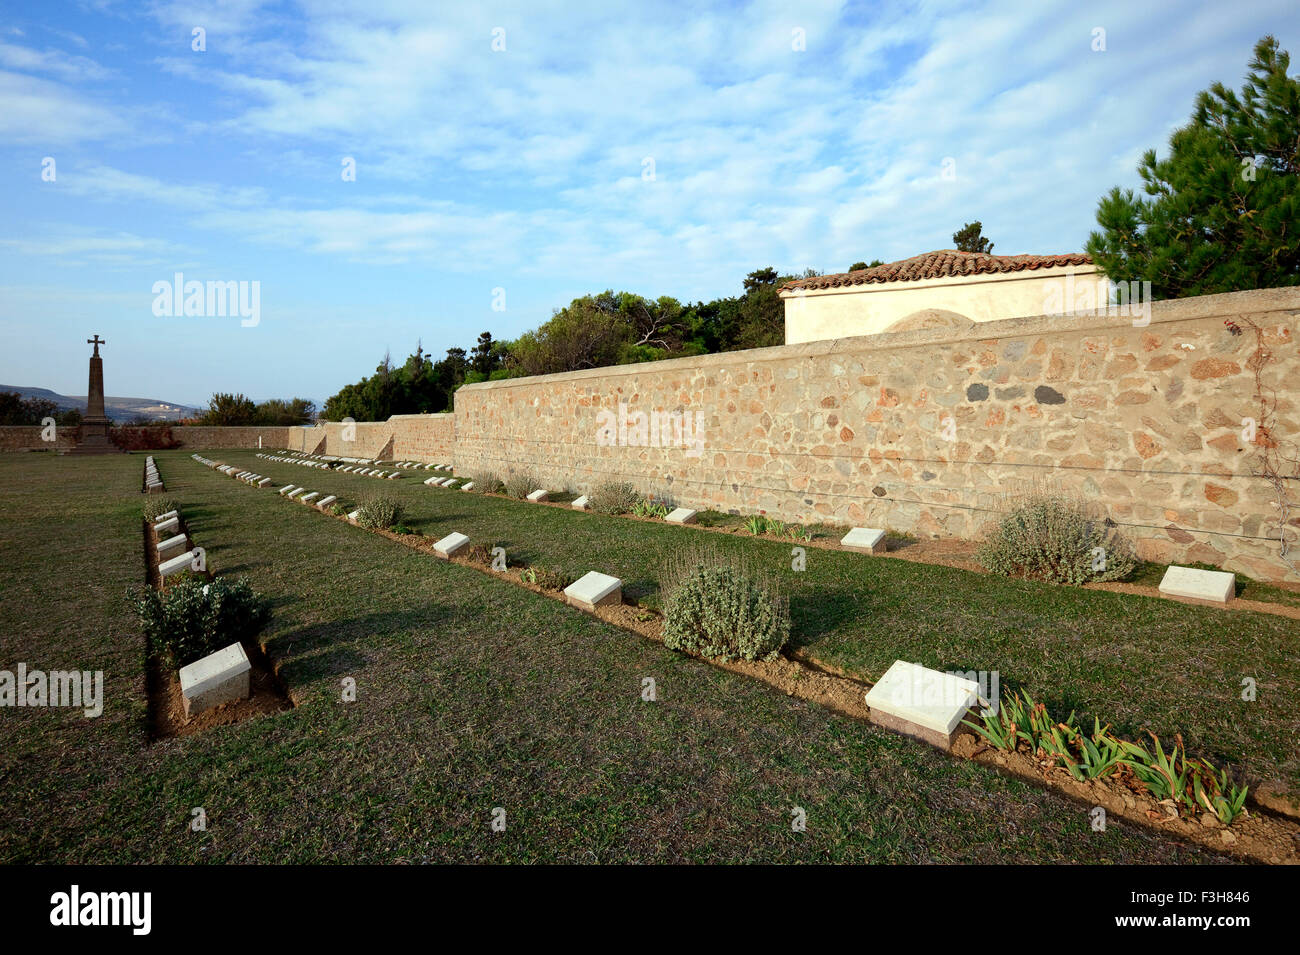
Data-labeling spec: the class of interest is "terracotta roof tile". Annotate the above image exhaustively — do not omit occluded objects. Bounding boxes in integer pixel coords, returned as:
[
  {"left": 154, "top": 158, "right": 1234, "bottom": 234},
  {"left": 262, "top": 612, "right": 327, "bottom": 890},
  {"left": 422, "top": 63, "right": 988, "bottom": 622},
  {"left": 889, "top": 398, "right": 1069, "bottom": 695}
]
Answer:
[{"left": 780, "top": 249, "right": 1093, "bottom": 292}]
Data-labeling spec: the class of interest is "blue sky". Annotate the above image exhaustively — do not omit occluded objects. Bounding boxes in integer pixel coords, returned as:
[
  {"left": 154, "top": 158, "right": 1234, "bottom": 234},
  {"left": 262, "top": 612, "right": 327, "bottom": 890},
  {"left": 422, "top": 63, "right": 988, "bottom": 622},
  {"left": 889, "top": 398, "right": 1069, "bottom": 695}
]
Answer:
[{"left": 0, "top": 0, "right": 1294, "bottom": 408}]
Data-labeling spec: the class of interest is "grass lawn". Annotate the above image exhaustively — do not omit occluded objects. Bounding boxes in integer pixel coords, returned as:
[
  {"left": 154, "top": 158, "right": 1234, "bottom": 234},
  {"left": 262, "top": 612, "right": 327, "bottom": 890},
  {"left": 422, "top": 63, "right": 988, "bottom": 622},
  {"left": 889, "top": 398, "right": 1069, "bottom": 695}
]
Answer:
[
  {"left": 218, "top": 449, "right": 1298, "bottom": 794},
  {"left": 0, "top": 449, "right": 1227, "bottom": 863}
]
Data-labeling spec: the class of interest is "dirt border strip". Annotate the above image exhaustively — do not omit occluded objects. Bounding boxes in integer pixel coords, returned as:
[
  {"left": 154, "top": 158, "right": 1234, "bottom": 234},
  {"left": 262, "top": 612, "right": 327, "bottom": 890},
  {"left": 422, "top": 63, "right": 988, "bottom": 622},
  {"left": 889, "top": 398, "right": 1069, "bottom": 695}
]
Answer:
[
  {"left": 480, "top": 490, "right": 1300, "bottom": 622},
  {"left": 139, "top": 504, "right": 293, "bottom": 741}
]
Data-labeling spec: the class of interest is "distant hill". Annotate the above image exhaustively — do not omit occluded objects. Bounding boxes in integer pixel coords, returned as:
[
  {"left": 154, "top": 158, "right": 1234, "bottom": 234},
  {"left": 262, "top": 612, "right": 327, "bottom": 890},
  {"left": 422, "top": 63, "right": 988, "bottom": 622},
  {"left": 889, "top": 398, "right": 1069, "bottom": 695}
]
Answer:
[{"left": 0, "top": 385, "right": 202, "bottom": 423}]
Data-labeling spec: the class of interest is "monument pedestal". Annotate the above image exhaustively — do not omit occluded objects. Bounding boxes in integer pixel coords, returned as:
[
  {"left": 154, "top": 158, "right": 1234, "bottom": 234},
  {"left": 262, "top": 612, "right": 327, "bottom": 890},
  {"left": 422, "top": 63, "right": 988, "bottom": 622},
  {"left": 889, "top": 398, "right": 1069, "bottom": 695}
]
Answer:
[{"left": 68, "top": 418, "right": 120, "bottom": 455}]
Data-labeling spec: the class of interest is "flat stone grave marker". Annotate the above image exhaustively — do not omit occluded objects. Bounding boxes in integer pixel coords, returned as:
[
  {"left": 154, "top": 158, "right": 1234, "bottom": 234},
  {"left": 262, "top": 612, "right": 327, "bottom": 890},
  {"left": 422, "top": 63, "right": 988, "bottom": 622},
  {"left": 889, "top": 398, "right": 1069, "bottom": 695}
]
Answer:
[
  {"left": 424, "top": 477, "right": 438, "bottom": 485},
  {"left": 179, "top": 642, "right": 251, "bottom": 719},
  {"left": 564, "top": 571, "right": 622, "bottom": 611},
  {"left": 279, "top": 485, "right": 297, "bottom": 495},
  {"left": 300, "top": 492, "right": 319, "bottom": 504},
  {"left": 571, "top": 494, "right": 588, "bottom": 510},
  {"left": 527, "top": 489, "right": 549, "bottom": 502},
  {"left": 154, "top": 510, "right": 178, "bottom": 523},
  {"left": 1159, "top": 565, "right": 1235, "bottom": 606},
  {"left": 864, "top": 660, "right": 979, "bottom": 750},
  {"left": 258, "top": 478, "right": 271, "bottom": 487},
  {"left": 158, "top": 549, "right": 196, "bottom": 577},
  {"left": 156, "top": 533, "right": 188, "bottom": 555},
  {"left": 665, "top": 507, "right": 697, "bottom": 524},
  {"left": 154, "top": 515, "right": 180, "bottom": 535},
  {"left": 841, "top": 527, "right": 887, "bottom": 554},
  {"left": 460, "top": 481, "right": 474, "bottom": 491},
  {"left": 433, "top": 532, "right": 470, "bottom": 558},
  {"left": 288, "top": 488, "right": 306, "bottom": 499},
  {"left": 317, "top": 495, "right": 337, "bottom": 510},
  {"left": 347, "top": 509, "right": 361, "bottom": 523},
  {"left": 440, "top": 478, "right": 456, "bottom": 487}
]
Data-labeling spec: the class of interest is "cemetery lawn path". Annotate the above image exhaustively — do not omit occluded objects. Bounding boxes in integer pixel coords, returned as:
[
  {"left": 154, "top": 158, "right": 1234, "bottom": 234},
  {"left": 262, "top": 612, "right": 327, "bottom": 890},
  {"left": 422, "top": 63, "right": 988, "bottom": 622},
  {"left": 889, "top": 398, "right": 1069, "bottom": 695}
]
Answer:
[
  {"left": 214, "top": 449, "right": 1298, "bottom": 796},
  {"left": 0, "top": 450, "right": 1228, "bottom": 863}
]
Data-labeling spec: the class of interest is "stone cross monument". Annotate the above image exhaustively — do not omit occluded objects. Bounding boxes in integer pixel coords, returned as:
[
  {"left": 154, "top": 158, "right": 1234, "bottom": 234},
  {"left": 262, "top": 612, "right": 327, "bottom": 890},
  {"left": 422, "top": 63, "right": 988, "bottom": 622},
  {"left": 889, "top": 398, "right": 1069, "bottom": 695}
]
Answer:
[{"left": 70, "top": 334, "right": 122, "bottom": 454}]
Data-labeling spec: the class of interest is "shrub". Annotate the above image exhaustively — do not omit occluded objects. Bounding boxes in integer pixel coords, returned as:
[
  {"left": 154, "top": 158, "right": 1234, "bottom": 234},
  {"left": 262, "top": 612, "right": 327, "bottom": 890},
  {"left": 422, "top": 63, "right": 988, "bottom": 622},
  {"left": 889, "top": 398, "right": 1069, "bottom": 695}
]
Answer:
[
  {"left": 143, "top": 496, "right": 179, "bottom": 521},
  {"left": 521, "top": 566, "right": 576, "bottom": 590},
  {"left": 588, "top": 481, "right": 640, "bottom": 515},
  {"left": 744, "top": 514, "right": 768, "bottom": 535},
  {"left": 977, "top": 494, "right": 1136, "bottom": 584},
  {"left": 964, "top": 691, "right": 1250, "bottom": 825},
  {"left": 661, "top": 548, "right": 790, "bottom": 662},
  {"left": 464, "top": 542, "right": 501, "bottom": 566},
  {"left": 504, "top": 469, "right": 538, "bottom": 499},
  {"left": 468, "top": 470, "right": 504, "bottom": 494},
  {"left": 632, "top": 498, "right": 670, "bottom": 519},
  {"left": 131, "top": 575, "right": 271, "bottom": 667},
  {"left": 356, "top": 494, "right": 403, "bottom": 529},
  {"left": 112, "top": 425, "right": 181, "bottom": 451}
]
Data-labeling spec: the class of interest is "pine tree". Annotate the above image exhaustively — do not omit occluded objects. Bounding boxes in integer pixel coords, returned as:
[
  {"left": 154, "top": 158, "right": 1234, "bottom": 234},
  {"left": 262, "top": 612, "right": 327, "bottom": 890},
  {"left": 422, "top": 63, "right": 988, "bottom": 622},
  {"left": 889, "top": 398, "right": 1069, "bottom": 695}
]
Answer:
[
  {"left": 1086, "top": 35, "right": 1299, "bottom": 298},
  {"left": 952, "top": 222, "right": 994, "bottom": 254}
]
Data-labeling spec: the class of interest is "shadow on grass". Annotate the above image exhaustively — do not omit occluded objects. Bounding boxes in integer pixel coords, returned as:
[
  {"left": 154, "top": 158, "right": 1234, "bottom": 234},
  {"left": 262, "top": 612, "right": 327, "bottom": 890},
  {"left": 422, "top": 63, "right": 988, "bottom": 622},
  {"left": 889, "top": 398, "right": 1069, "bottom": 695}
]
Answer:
[
  {"left": 265, "top": 603, "right": 458, "bottom": 687},
  {"left": 786, "top": 585, "right": 865, "bottom": 650}
]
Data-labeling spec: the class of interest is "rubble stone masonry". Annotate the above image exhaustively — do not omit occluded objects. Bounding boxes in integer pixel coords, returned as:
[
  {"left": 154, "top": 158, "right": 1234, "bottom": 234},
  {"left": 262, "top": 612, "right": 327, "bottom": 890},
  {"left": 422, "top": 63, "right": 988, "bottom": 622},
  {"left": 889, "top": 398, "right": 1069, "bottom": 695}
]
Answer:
[{"left": 454, "top": 287, "right": 1300, "bottom": 581}]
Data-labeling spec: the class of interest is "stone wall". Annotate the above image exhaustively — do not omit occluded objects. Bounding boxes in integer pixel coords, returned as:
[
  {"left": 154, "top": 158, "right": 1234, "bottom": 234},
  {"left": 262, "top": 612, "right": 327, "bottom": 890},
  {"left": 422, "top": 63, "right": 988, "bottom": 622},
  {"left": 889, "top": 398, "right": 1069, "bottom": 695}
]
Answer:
[
  {"left": 283, "top": 413, "right": 454, "bottom": 461},
  {"left": 0, "top": 424, "right": 291, "bottom": 451},
  {"left": 454, "top": 287, "right": 1300, "bottom": 582},
  {"left": 0, "top": 426, "right": 78, "bottom": 451},
  {"left": 171, "top": 426, "right": 293, "bottom": 449}
]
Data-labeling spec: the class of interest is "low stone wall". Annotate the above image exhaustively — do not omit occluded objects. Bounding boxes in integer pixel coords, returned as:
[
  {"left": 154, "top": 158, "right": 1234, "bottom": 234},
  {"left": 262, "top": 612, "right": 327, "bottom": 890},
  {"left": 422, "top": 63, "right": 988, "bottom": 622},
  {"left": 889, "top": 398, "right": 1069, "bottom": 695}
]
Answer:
[
  {"left": 0, "top": 426, "right": 77, "bottom": 451},
  {"left": 171, "top": 426, "right": 293, "bottom": 449},
  {"left": 0, "top": 424, "right": 290, "bottom": 451},
  {"left": 284, "top": 413, "right": 454, "bottom": 461},
  {"left": 453, "top": 287, "right": 1300, "bottom": 582}
]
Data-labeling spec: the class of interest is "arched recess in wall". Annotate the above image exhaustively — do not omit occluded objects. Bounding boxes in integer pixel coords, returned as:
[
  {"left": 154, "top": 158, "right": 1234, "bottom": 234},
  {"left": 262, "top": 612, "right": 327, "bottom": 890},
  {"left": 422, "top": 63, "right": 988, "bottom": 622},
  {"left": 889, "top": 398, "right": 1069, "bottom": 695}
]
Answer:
[{"left": 883, "top": 308, "right": 975, "bottom": 334}]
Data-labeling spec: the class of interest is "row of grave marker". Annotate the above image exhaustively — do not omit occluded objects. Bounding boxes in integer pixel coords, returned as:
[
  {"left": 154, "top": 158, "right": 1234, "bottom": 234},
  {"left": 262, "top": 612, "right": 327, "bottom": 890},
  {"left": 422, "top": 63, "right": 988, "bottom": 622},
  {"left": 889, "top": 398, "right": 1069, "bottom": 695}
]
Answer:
[
  {"left": 237, "top": 451, "right": 1239, "bottom": 608},
  {"left": 185, "top": 452, "right": 1241, "bottom": 752},
  {"left": 143, "top": 456, "right": 164, "bottom": 494},
  {"left": 150, "top": 496, "right": 252, "bottom": 719},
  {"left": 257, "top": 452, "right": 421, "bottom": 481},
  {"left": 193, "top": 454, "right": 273, "bottom": 488},
  {"left": 279, "top": 449, "right": 454, "bottom": 472}
]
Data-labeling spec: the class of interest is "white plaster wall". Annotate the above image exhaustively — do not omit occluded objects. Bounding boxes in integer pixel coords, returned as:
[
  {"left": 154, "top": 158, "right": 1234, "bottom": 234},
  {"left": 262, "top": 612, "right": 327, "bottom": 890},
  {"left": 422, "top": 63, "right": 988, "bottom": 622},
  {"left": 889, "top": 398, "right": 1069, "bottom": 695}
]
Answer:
[{"left": 782, "top": 265, "right": 1101, "bottom": 344}]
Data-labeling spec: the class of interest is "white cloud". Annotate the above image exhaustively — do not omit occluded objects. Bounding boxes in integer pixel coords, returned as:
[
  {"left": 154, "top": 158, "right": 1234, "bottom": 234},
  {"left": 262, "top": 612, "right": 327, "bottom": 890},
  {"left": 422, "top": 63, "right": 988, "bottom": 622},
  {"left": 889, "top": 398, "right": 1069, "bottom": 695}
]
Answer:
[{"left": 0, "top": 69, "right": 127, "bottom": 143}]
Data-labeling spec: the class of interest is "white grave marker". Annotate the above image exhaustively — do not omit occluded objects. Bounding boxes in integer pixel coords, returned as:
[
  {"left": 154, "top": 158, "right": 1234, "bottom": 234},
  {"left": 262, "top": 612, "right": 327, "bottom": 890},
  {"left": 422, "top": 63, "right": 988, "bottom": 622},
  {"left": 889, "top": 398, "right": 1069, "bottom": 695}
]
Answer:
[
  {"left": 179, "top": 642, "right": 251, "bottom": 718},
  {"left": 864, "top": 660, "right": 978, "bottom": 749},
  {"left": 564, "top": 571, "right": 622, "bottom": 611},
  {"left": 433, "top": 532, "right": 470, "bottom": 558},
  {"left": 1158, "top": 565, "right": 1235, "bottom": 606},
  {"left": 841, "top": 527, "right": 887, "bottom": 554}
]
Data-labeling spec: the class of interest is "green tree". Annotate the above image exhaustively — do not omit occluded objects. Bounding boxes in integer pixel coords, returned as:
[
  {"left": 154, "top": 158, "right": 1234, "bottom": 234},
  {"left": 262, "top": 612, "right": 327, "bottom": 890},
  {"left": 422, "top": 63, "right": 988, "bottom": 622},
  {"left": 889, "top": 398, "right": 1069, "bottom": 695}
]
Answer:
[
  {"left": 952, "top": 222, "right": 994, "bottom": 254},
  {"left": 849, "top": 259, "right": 884, "bottom": 271},
  {"left": 508, "top": 293, "right": 634, "bottom": 376},
  {"left": 201, "top": 392, "right": 258, "bottom": 426},
  {"left": 254, "top": 398, "right": 316, "bottom": 426},
  {"left": 0, "top": 392, "right": 62, "bottom": 425},
  {"left": 1086, "top": 35, "right": 1299, "bottom": 298}
]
